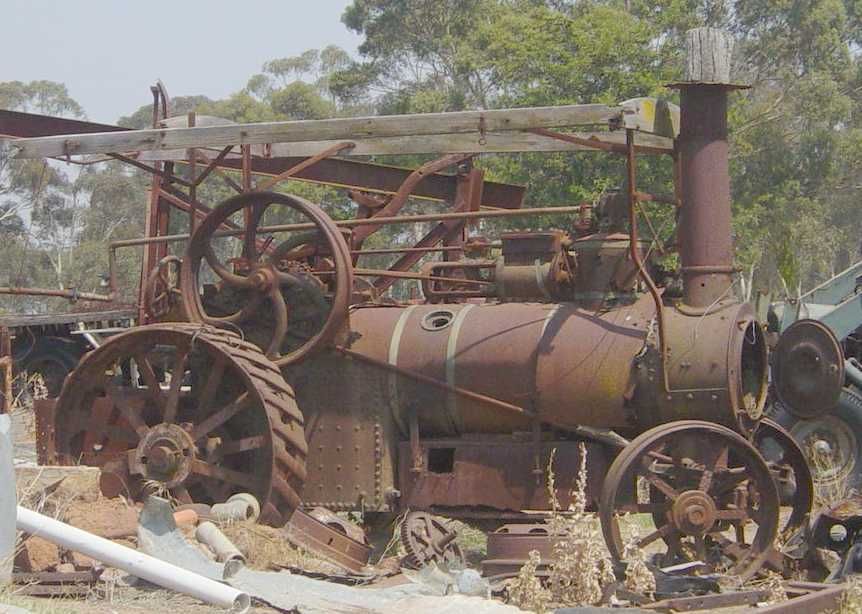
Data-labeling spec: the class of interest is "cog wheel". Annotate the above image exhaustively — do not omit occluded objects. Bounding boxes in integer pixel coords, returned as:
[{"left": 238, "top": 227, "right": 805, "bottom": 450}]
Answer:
[{"left": 400, "top": 511, "right": 464, "bottom": 569}]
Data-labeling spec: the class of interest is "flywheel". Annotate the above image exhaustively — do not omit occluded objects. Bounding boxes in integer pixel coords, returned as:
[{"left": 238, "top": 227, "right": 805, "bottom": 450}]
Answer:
[
  {"left": 53, "top": 323, "right": 307, "bottom": 526},
  {"left": 181, "top": 191, "right": 353, "bottom": 367}
]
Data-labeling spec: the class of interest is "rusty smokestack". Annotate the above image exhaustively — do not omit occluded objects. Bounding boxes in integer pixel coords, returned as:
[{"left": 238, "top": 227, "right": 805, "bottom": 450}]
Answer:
[{"left": 675, "top": 28, "right": 743, "bottom": 308}]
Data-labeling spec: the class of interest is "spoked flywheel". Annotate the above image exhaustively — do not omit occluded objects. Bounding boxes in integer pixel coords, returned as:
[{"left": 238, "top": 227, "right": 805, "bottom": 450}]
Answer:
[
  {"left": 53, "top": 323, "right": 307, "bottom": 526},
  {"left": 599, "top": 420, "right": 779, "bottom": 580},
  {"left": 181, "top": 191, "right": 352, "bottom": 367}
]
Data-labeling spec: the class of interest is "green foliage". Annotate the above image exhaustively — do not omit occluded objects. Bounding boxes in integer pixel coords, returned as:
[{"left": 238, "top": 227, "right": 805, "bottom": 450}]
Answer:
[
  {"left": 270, "top": 81, "right": 335, "bottom": 119},
  {"left": 0, "top": 80, "right": 83, "bottom": 117},
  {"left": 118, "top": 95, "right": 212, "bottom": 129},
  {"left": 336, "top": 0, "right": 862, "bottom": 296}
]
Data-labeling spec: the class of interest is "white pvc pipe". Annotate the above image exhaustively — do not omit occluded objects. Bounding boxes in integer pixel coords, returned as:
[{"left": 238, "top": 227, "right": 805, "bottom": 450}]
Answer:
[
  {"left": 196, "top": 522, "right": 245, "bottom": 578},
  {"left": 17, "top": 506, "right": 250, "bottom": 613}
]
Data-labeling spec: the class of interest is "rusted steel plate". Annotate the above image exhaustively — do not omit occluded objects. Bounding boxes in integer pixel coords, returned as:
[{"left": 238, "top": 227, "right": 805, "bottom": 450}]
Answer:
[
  {"left": 33, "top": 398, "right": 57, "bottom": 466},
  {"left": 644, "top": 589, "right": 769, "bottom": 611},
  {"left": 753, "top": 584, "right": 846, "bottom": 613},
  {"left": 397, "top": 439, "right": 607, "bottom": 512},
  {"left": 12, "top": 568, "right": 103, "bottom": 597},
  {"left": 284, "top": 508, "right": 371, "bottom": 573},
  {"left": 482, "top": 524, "right": 557, "bottom": 579},
  {"left": 0, "top": 109, "right": 128, "bottom": 138}
]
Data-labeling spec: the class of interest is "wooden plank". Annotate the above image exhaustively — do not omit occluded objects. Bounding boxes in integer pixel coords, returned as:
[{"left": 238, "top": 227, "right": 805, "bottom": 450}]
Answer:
[
  {"left": 12, "top": 104, "right": 623, "bottom": 158},
  {"left": 137, "top": 129, "right": 673, "bottom": 159}
]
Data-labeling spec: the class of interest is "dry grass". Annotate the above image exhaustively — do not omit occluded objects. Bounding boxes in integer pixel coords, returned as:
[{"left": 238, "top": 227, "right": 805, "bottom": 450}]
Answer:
[
  {"left": 219, "top": 519, "right": 339, "bottom": 574},
  {"left": 507, "top": 444, "right": 645, "bottom": 610},
  {"left": 808, "top": 441, "right": 856, "bottom": 510},
  {"left": 748, "top": 571, "right": 788, "bottom": 604},
  {"left": 836, "top": 577, "right": 862, "bottom": 614},
  {"left": 507, "top": 550, "right": 551, "bottom": 613}
]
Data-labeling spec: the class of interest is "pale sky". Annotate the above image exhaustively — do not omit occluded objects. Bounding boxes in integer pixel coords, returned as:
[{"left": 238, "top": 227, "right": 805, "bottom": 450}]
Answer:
[{"left": 3, "top": 1, "right": 362, "bottom": 124}]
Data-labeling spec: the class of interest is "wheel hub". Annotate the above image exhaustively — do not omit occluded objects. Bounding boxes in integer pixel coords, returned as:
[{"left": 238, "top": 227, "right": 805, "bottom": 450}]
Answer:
[
  {"left": 130, "top": 423, "right": 196, "bottom": 487},
  {"left": 671, "top": 490, "right": 718, "bottom": 535},
  {"left": 249, "top": 266, "right": 277, "bottom": 292}
]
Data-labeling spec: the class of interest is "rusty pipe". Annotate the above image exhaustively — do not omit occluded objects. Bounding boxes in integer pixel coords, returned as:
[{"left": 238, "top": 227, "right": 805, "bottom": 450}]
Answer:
[
  {"left": 351, "top": 244, "right": 500, "bottom": 256},
  {"left": 0, "top": 286, "right": 115, "bottom": 303},
  {"left": 677, "top": 84, "right": 735, "bottom": 307},
  {"left": 108, "top": 205, "right": 583, "bottom": 250}
]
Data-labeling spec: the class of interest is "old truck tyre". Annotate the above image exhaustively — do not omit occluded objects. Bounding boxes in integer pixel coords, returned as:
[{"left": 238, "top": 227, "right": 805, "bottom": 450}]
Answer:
[{"left": 772, "top": 387, "right": 862, "bottom": 494}]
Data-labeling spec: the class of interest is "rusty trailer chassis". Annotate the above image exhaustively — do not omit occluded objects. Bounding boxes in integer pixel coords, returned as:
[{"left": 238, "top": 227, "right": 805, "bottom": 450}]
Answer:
[{"left": 0, "top": 30, "right": 824, "bottom": 581}]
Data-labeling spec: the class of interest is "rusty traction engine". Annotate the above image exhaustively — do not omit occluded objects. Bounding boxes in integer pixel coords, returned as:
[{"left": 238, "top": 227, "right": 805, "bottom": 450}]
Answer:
[{"left": 50, "top": 78, "right": 813, "bottom": 579}]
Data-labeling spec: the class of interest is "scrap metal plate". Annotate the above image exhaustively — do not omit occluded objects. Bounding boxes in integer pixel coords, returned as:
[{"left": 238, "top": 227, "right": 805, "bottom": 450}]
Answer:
[
  {"left": 773, "top": 319, "right": 844, "bottom": 419},
  {"left": 284, "top": 508, "right": 371, "bottom": 573},
  {"left": 481, "top": 524, "right": 557, "bottom": 580}
]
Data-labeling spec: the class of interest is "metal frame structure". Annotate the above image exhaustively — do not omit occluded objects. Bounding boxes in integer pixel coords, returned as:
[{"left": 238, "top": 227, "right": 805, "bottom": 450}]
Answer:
[{"left": 1, "top": 84, "right": 679, "bottom": 323}]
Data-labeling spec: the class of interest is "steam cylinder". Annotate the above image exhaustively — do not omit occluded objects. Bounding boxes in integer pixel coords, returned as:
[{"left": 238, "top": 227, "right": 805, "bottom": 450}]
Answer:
[{"left": 346, "top": 296, "right": 768, "bottom": 437}]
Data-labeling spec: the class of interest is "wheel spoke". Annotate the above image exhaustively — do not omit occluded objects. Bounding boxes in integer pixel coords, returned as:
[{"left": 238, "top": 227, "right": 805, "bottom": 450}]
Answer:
[
  {"left": 104, "top": 382, "right": 148, "bottom": 437},
  {"left": 638, "top": 523, "right": 675, "bottom": 548},
  {"left": 698, "top": 445, "right": 728, "bottom": 492},
  {"left": 715, "top": 508, "right": 749, "bottom": 522},
  {"left": 133, "top": 353, "right": 164, "bottom": 408},
  {"left": 693, "top": 535, "right": 707, "bottom": 561},
  {"left": 191, "top": 393, "right": 250, "bottom": 441},
  {"left": 193, "top": 354, "right": 228, "bottom": 420},
  {"left": 191, "top": 459, "right": 262, "bottom": 490},
  {"left": 643, "top": 471, "right": 680, "bottom": 501},
  {"left": 162, "top": 346, "right": 190, "bottom": 424},
  {"left": 204, "top": 244, "right": 254, "bottom": 289},
  {"left": 242, "top": 202, "right": 266, "bottom": 260},
  {"left": 219, "top": 435, "right": 267, "bottom": 456},
  {"left": 266, "top": 288, "right": 288, "bottom": 359}
]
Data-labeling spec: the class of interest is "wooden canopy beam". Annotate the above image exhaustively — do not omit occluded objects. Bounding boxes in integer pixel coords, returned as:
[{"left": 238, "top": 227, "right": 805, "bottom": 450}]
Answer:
[{"left": 11, "top": 103, "right": 631, "bottom": 158}]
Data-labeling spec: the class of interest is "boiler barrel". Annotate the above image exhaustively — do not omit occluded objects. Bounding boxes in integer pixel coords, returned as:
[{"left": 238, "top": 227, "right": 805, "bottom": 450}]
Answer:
[{"left": 347, "top": 297, "right": 657, "bottom": 436}]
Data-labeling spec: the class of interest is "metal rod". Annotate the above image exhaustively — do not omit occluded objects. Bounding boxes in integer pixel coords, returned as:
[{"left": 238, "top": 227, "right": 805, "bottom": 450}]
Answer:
[
  {"left": 187, "top": 112, "right": 197, "bottom": 234},
  {"left": 109, "top": 205, "right": 583, "bottom": 249},
  {"left": 106, "top": 154, "right": 193, "bottom": 188},
  {"left": 256, "top": 142, "right": 355, "bottom": 191},
  {"left": 0, "top": 286, "right": 114, "bottom": 302},
  {"left": 352, "top": 268, "right": 494, "bottom": 286},
  {"left": 192, "top": 146, "right": 233, "bottom": 187},
  {"left": 351, "top": 244, "right": 499, "bottom": 256},
  {"left": 626, "top": 128, "right": 670, "bottom": 393},
  {"left": 529, "top": 127, "right": 624, "bottom": 154}
]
